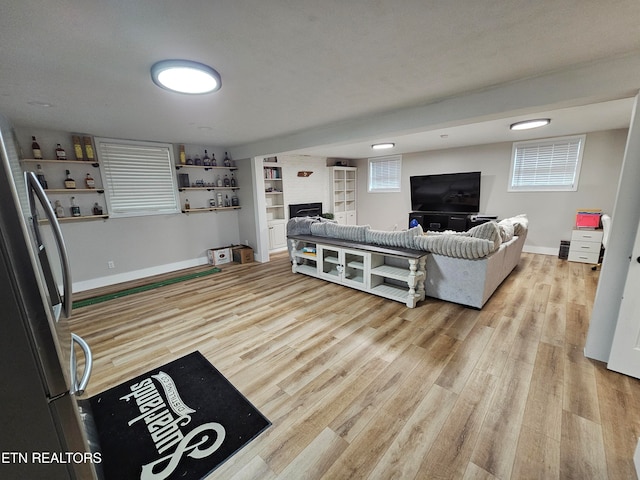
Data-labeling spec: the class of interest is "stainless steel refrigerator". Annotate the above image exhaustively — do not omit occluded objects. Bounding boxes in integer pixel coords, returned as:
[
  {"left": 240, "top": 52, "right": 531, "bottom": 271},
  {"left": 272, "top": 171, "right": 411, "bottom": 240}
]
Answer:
[{"left": 0, "top": 113, "right": 101, "bottom": 479}]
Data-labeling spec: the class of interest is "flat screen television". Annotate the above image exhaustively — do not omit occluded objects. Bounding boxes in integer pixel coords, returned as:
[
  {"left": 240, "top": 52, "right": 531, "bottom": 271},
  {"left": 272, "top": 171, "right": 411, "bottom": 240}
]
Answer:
[{"left": 410, "top": 171, "right": 481, "bottom": 213}]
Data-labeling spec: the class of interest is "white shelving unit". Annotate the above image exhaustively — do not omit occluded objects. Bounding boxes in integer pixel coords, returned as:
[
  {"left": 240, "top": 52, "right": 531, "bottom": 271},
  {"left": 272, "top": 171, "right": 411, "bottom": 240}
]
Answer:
[
  {"left": 329, "top": 166, "right": 357, "bottom": 225},
  {"left": 264, "top": 162, "right": 287, "bottom": 250},
  {"left": 568, "top": 229, "right": 604, "bottom": 264},
  {"left": 175, "top": 164, "right": 240, "bottom": 213},
  {"left": 289, "top": 234, "right": 427, "bottom": 307}
]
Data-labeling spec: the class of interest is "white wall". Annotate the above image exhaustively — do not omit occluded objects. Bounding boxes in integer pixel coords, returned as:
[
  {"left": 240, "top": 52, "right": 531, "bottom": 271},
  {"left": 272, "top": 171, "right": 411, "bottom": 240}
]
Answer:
[
  {"left": 17, "top": 126, "right": 244, "bottom": 291},
  {"left": 354, "top": 129, "right": 627, "bottom": 253}
]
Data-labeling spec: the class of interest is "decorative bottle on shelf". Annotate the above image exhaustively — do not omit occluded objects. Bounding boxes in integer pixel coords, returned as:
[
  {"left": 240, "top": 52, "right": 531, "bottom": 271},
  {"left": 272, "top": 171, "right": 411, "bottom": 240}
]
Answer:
[
  {"left": 223, "top": 174, "right": 230, "bottom": 187},
  {"left": 210, "top": 153, "right": 217, "bottom": 166},
  {"left": 179, "top": 145, "right": 186, "bottom": 165},
  {"left": 203, "top": 149, "right": 210, "bottom": 166},
  {"left": 92, "top": 202, "right": 103, "bottom": 215},
  {"left": 31, "top": 136, "right": 42, "bottom": 159},
  {"left": 194, "top": 152, "right": 202, "bottom": 166},
  {"left": 216, "top": 192, "right": 223, "bottom": 207},
  {"left": 230, "top": 173, "right": 237, "bottom": 187},
  {"left": 186, "top": 155, "right": 193, "bottom": 165},
  {"left": 184, "top": 199, "right": 191, "bottom": 210},
  {"left": 64, "top": 170, "right": 76, "bottom": 189},
  {"left": 231, "top": 191, "right": 239, "bottom": 206},
  {"left": 85, "top": 173, "right": 95, "bottom": 189},
  {"left": 72, "top": 136, "right": 84, "bottom": 160},
  {"left": 70, "top": 197, "right": 81, "bottom": 217},
  {"left": 55, "top": 144, "right": 67, "bottom": 161},
  {"left": 36, "top": 164, "right": 48, "bottom": 189},
  {"left": 216, "top": 175, "right": 223, "bottom": 187},
  {"left": 224, "top": 194, "right": 230, "bottom": 207},
  {"left": 54, "top": 200, "right": 65, "bottom": 218},
  {"left": 223, "top": 151, "right": 231, "bottom": 167},
  {"left": 83, "top": 137, "right": 95, "bottom": 162}
]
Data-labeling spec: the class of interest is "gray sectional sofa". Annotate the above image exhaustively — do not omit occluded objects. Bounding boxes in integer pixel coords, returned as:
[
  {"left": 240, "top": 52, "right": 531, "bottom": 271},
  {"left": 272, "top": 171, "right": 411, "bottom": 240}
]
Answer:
[{"left": 286, "top": 215, "right": 528, "bottom": 308}]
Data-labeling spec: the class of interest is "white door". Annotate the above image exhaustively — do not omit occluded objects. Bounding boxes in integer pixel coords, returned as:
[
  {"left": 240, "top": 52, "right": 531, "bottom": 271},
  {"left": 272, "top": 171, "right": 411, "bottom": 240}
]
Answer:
[{"left": 607, "top": 221, "right": 640, "bottom": 378}]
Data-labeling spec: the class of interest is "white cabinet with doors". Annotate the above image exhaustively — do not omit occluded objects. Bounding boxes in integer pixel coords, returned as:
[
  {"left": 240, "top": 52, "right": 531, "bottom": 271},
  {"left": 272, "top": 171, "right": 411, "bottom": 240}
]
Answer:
[
  {"left": 329, "top": 166, "right": 357, "bottom": 225},
  {"left": 264, "top": 162, "right": 287, "bottom": 250}
]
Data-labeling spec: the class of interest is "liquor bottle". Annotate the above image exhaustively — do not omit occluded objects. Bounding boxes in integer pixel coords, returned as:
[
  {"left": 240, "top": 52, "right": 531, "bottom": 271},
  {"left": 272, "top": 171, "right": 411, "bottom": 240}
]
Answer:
[
  {"left": 83, "top": 137, "right": 95, "bottom": 162},
  {"left": 184, "top": 199, "right": 191, "bottom": 210},
  {"left": 54, "top": 200, "right": 65, "bottom": 218},
  {"left": 179, "top": 145, "right": 186, "bottom": 165},
  {"left": 194, "top": 152, "right": 202, "bottom": 166},
  {"left": 223, "top": 151, "right": 231, "bottom": 167},
  {"left": 223, "top": 174, "right": 230, "bottom": 187},
  {"left": 85, "top": 173, "right": 95, "bottom": 189},
  {"left": 210, "top": 153, "right": 217, "bottom": 167},
  {"left": 64, "top": 170, "right": 76, "bottom": 189},
  {"left": 92, "top": 202, "right": 103, "bottom": 215},
  {"left": 203, "top": 149, "right": 210, "bottom": 166},
  {"left": 231, "top": 191, "right": 239, "bottom": 206},
  {"left": 31, "top": 136, "right": 42, "bottom": 159},
  {"left": 72, "top": 136, "right": 84, "bottom": 160},
  {"left": 186, "top": 155, "right": 193, "bottom": 165},
  {"left": 230, "top": 173, "right": 237, "bottom": 187},
  {"left": 216, "top": 175, "right": 223, "bottom": 187},
  {"left": 70, "top": 197, "right": 81, "bottom": 217},
  {"left": 55, "top": 144, "right": 67, "bottom": 161},
  {"left": 36, "top": 164, "right": 48, "bottom": 189},
  {"left": 224, "top": 194, "right": 230, "bottom": 207},
  {"left": 216, "top": 192, "right": 223, "bottom": 207}
]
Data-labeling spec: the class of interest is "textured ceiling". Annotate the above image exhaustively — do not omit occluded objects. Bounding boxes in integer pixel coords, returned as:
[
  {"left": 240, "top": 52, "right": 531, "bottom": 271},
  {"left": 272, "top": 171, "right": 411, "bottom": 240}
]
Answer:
[{"left": 1, "top": 1, "right": 639, "bottom": 158}]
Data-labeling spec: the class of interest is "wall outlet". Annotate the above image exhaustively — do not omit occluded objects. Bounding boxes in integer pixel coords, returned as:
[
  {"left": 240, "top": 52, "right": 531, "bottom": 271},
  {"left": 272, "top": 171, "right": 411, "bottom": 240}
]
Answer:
[{"left": 107, "top": 261, "right": 115, "bottom": 269}]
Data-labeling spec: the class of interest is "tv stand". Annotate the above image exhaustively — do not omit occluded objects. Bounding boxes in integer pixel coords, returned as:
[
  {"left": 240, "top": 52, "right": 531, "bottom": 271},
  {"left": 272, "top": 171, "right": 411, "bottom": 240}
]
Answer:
[{"left": 409, "top": 212, "right": 492, "bottom": 232}]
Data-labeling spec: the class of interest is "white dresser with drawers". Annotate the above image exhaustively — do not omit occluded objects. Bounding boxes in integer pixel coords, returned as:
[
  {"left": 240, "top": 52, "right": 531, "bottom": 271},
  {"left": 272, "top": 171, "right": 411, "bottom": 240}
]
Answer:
[{"left": 568, "top": 229, "right": 604, "bottom": 264}]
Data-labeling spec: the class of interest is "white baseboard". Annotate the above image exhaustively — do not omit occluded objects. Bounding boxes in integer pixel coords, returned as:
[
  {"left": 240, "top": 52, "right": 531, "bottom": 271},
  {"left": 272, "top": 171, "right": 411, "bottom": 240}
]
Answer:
[
  {"left": 73, "top": 257, "right": 210, "bottom": 293},
  {"left": 522, "top": 245, "right": 558, "bottom": 256}
]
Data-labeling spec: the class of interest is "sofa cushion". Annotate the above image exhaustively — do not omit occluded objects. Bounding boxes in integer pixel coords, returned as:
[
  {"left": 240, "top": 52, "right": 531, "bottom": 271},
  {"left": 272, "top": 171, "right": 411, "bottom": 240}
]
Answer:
[
  {"left": 324, "top": 223, "right": 370, "bottom": 242},
  {"left": 468, "top": 221, "right": 502, "bottom": 249},
  {"left": 414, "top": 234, "right": 495, "bottom": 259},
  {"left": 497, "top": 219, "right": 515, "bottom": 242},
  {"left": 509, "top": 214, "right": 529, "bottom": 237},
  {"left": 365, "top": 225, "right": 423, "bottom": 249}
]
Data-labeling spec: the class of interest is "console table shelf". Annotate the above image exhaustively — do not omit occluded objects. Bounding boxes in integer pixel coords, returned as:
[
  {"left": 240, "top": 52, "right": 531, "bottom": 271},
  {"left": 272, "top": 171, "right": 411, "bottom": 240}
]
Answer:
[{"left": 288, "top": 234, "right": 427, "bottom": 308}]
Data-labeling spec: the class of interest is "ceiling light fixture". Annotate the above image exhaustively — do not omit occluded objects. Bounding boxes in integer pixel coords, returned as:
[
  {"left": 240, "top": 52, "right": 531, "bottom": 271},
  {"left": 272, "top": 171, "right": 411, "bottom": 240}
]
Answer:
[
  {"left": 150, "top": 60, "right": 221, "bottom": 95},
  {"left": 371, "top": 142, "right": 395, "bottom": 150},
  {"left": 510, "top": 118, "right": 551, "bottom": 131}
]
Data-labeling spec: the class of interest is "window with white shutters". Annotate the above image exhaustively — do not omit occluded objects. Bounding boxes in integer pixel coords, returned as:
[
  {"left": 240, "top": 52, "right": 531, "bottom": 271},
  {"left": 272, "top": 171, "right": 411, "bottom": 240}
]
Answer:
[
  {"left": 368, "top": 155, "right": 402, "bottom": 193},
  {"left": 509, "top": 135, "right": 586, "bottom": 192},
  {"left": 96, "top": 138, "right": 180, "bottom": 217}
]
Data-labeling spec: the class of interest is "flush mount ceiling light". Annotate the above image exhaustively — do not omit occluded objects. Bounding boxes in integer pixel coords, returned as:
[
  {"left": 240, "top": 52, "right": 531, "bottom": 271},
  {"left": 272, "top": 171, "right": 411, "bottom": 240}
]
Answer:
[
  {"left": 371, "top": 142, "right": 395, "bottom": 150},
  {"left": 150, "top": 60, "right": 221, "bottom": 95},
  {"left": 510, "top": 118, "right": 551, "bottom": 131}
]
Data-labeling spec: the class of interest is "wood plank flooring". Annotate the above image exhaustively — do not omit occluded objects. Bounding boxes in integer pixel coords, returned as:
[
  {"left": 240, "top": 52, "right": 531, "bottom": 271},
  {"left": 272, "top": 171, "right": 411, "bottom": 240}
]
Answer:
[{"left": 69, "top": 253, "right": 640, "bottom": 479}]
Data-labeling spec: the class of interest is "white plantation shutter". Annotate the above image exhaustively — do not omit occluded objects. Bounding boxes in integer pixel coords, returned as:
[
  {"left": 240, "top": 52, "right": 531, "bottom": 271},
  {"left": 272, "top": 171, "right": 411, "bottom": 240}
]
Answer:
[
  {"left": 509, "top": 135, "right": 585, "bottom": 191},
  {"left": 97, "top": 138, "right": 180, "bottom": 217},
  {"left": 368, "top": 155, "right": 402, "bottom": 192}
]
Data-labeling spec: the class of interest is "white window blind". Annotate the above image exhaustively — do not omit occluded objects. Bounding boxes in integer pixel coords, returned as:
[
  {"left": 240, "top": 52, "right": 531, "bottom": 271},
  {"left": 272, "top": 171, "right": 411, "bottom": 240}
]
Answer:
[
  {"left": 97, "top": 138, "right": 180, "bottom": 217},
  {"left": 509, "top": 135, "right": 585, "bottom": 192},
  {"left": 368, "top": 155, "right": 402, "bottom": 193}
]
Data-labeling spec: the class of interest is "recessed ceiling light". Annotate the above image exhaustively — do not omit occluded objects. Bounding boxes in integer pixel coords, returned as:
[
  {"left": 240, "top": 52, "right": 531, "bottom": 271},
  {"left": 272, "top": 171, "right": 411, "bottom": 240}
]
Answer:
[
  {"left": 510, "top": 118, "right": 551, "bottom": 131},
  {"left": 27, "top": 101, "right": 53, "bottom": 107},
  {"left": 371, "top": 142, "right": 395, "bottom": 150},
  {"left": 151, "top": 60, "right": 221, "bottom": 95}
]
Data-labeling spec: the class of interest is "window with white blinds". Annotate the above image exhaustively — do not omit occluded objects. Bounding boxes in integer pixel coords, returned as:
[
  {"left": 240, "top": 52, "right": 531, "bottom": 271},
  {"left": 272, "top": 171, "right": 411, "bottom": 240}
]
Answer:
[
  {"left": 96, "top": 138, "right": 180, "bottom": 217},
  {"left": 368, "top": 155, "right": 402, "bottom": 193},
  {"left": 509, "top": 135, "right": 586, "bottom": 192}
]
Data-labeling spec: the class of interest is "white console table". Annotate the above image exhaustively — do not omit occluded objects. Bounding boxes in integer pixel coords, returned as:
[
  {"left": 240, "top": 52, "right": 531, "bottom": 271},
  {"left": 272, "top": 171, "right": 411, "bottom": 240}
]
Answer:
[{"left": 288, "top": 234, "right": 427, "bottom": 308}]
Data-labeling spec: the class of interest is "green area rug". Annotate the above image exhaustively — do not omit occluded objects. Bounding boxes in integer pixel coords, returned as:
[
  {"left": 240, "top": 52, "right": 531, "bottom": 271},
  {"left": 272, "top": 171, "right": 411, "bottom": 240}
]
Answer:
[{"left": 73, "top": 267, "right": 221, "bottom": 309}]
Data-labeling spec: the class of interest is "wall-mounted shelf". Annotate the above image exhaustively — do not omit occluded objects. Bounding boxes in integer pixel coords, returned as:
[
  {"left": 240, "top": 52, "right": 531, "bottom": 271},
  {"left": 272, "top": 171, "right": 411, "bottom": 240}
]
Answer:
[
  {"left": 175, "top": 164, "right": 237, "bottom": 171},
  {"left": 39, "top": 214, "right": 109, "bottom": 224},
  {"left": 182, "top": 206, "right": 241, "bottom": 214},
  {"left": 46, "top": 188, "right": 104, "bottom": 194},
  {"left": 178, "top": 187, "right": 240, "bottom": 192},
  {"left": 22, "top": 158, "right": 100, "bottom": 168}
]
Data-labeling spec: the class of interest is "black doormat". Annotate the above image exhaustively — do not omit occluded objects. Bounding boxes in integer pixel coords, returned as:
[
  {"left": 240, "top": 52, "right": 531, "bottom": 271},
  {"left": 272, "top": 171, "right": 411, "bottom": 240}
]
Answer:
[{"left": 89, "top": 351, "right": 270, "bottom": 480}]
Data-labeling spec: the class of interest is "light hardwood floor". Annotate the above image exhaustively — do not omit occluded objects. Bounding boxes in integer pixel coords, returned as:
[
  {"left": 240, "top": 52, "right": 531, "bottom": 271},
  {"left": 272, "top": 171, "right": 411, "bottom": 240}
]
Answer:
[{"left": 69, "top": 252, "right": 640, "bottom": 479}]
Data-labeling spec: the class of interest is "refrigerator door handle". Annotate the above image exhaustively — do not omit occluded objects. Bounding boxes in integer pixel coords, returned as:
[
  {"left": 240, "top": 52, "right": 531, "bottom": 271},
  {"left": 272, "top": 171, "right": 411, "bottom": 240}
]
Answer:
[
  {"left": 26, "top": 171, "right": 73, "bottom": 318},
  {"left": 70, "top": 333, "right": 93, "bottom": 395}
]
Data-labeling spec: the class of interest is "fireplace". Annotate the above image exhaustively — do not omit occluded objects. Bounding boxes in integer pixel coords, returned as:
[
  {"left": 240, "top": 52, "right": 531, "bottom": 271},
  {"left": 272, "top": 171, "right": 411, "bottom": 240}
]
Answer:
[{"left": 289, "top": 202, "right": 322, "bottom": 218}]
